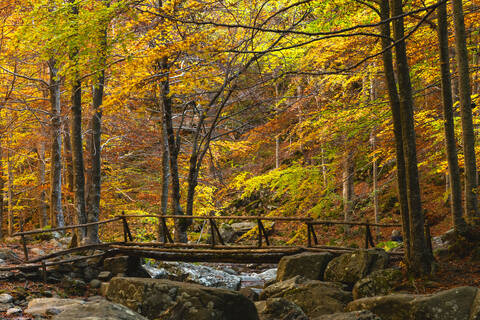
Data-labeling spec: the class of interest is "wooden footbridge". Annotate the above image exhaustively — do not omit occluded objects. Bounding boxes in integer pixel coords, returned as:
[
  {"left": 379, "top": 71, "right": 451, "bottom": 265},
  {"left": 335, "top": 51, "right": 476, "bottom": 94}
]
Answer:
[{"left": 1, "top": 214, "right": 406, "bottom": 273}]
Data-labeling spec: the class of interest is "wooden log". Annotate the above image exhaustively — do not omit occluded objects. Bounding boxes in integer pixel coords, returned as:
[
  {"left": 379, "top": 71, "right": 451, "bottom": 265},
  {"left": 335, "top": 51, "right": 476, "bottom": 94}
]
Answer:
[
  {"left": 121, "top": 242, "right": 295, "bottom": 250},
  {"left": 28, "top": 242, "right": 123, "bottom": 263},
  {"left": 122, "top": 214, "right": 401, "bottom": 227},
  {"left": 13, "top": 217, "right": 122, "bottom": 237},
  {"left": 161, "top": 217, "right": 174, "bottom": 244},
  {"left": 113, "top": 248, "right": 303, "bottom": 264},
  {"left": 111, "top": 245, "right": 304, "bottom": 255},
  {"left": 0, "top": 253, "right": 106, "bottom": 272},
  {"left": 19, "top": 220, "right": 29, "bottom": 262}
]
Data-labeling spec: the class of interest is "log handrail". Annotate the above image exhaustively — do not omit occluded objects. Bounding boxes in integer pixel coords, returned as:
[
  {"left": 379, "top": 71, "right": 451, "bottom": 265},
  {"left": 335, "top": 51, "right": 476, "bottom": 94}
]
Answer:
[{"left": 13, "top": 217, "right": 123, "bottom": 237}]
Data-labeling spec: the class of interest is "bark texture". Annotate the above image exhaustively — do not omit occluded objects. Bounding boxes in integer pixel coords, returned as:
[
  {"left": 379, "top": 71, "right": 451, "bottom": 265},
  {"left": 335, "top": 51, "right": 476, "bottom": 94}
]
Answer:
[
  {"left": 437, "top": 1, "right": 467, "bottom": 235},
  {"left": 451, "top": 0, "right": 479, "bottom": 221}
]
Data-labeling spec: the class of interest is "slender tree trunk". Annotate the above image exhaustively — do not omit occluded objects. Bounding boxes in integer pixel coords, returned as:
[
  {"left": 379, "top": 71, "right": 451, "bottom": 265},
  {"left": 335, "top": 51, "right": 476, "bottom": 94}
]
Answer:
[
  {"left": 391, "top": 0, "right": 432, "bottom": 275},
  {"left": 158, "top": 118, "right": 169, "bottom": 241},
  {"left": 63, "top": 120, "right": 74, "bottom": 194},
  {"left": 38, "top": 142, "right": 48, "bottom": 227},
  {"left": 437, "top": 1, "right": 467, "bottom": 235},
  {"left": 380, "top": 0, "right": 410, "bottom": 263},
  {"left": 159, "top": 57, "right": 187, "bottom": 242},
  {"left": 86, "top": 17, "right": 107, "bottom": 244},
  {"left": 451, "top": 0, "right": 479, "bottom": 221},
  {"left": 69, "top": 1, "right": 87, "bottom": 241},
  {"left": 49, "top": 59, "right": 65, "bottom": 228},
  {"left": 7, "top": 147, "right": 13, "bottom": 237},
  {"left": 342, "top": 149, "right": 354, "bottom": 232},
  {"left": 0, "top": 143, "right": 3, "bottom": 239}
]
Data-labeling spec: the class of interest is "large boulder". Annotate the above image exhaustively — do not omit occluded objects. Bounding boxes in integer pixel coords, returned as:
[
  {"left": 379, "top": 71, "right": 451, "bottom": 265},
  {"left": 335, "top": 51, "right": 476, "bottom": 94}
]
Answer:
[
  {"left": 410, "top": 286, "right": 477, "bottom": 320},
  {"left": 260, "top": 276, "right": 352, "bottom": 318},
  {"left": 25, "top": 297, "right": 147, "bottom": 320},
  {"left": 255, "top": 298, "right": 308, "bottom": 320},
  {"left": 348, "top": 286, "right": 480, "bottom": 320},
  {"left": 347, "top": 294, "right": 416, "bottom": 320},
  {"left": 312, "top": 310, "right": 381, "bottom": 320},
  {"left": 106, "top": 277, "right": 259, "bottom": 320},
  {"left": 53, "top": 299, "right": 148, "bottom": 320},
  {"left": 277, "top": 252, "right": 334, "bottom": 281},
  {"left": 324, "top": 249, "right": 388, "bottom": 287},
  {"left": 352, "top": 268, "right": 403, "bottom": 299},
  {"left": 143, "top": 261, "right": 241, "bottom": 290}
]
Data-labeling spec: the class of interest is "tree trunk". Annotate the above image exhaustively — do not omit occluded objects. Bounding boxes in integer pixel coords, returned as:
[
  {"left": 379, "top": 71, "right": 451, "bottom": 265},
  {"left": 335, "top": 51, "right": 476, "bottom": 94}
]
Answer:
[
  {"left": 451, "top": 0, "right": 479, "bottom": 221},
  {"left": 86, "top": 16, "right": 107, "bottom": 244},
  {"left": 158, "top": 118, "right": 169, "bottom": 241},
  {"left": 391, "top": 0, "right": 432, "bottom": 275},
  {"left": 159, "top": 57, "right": 187, "bottom": 242},
  {"left": 63, "top": 120, "right": 74, "bottom": 194},
  {"left": 342, "top": 149, "right": 354, "bottom": 232},
  {"left": 437, "top": 1, "right": 467, "bottom": 235},
  {"left": 38, "top": 142, "right": 48, "bottom": 228},
  {"left": 7, "top": 147, "right": 13, "bottom": 237},
  {"left": 69, "top": 1, "right": 87, "bottom": 241},
  {"left": 379, "top": 0, "right": 410, "bottom": 263},
  {"left": 0, "top": 142, "right": 3, "bottom": 239},
  {"left": 49, "top": 59, "right": 65, "bottom": 228}
]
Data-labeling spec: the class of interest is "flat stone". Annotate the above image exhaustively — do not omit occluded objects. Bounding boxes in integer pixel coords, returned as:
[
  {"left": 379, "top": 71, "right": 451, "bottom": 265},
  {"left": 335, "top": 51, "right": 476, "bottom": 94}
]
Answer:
[
  {"left": 0, "top": 293, "right": 14, "bottom": 303},
  {"left": 6, "top": 306, "right": 22, "bottom": 316},
  {"left": 52, "top": 299, "right": 148, "bottom": 320},
  {"left": 25, "top": 298, "right": 84, "bottom": 317}
]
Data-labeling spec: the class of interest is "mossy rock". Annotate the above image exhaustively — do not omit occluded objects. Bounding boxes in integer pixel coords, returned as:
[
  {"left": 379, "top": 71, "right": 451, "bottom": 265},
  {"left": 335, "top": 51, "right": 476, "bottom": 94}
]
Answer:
[{"left": 352, "top": 268, "right": 403, "bottom": 299}]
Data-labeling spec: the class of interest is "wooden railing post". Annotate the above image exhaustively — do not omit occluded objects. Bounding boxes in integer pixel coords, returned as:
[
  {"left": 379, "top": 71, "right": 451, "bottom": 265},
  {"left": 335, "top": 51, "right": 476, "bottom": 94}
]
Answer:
[
  {"left": 121, "top": 213, "right": 133, "bottom": 242},
  {"left": 19, "top": 219, "right": 29, "bottom": 262},
  {"left": 209, "top": 219, "right": 216, "bottom": 248}
]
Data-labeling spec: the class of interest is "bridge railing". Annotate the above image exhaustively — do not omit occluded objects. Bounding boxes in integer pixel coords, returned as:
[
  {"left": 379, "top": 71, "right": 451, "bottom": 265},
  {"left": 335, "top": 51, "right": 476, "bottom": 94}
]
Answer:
[{"left": 12, "top": 213, "right": 404, "bottom": 263}]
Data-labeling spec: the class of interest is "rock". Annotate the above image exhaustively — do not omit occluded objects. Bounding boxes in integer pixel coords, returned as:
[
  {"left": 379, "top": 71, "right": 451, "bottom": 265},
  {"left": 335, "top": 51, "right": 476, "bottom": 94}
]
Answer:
[
  {"left": 312, "top": 310, "right": 381, "bottom": 320},
  {"left": 30, "top": 247, "right": 46, "bottom": 256},
  {"left": 99, "top": 282, "right": 109, "bottom": 296},
  {"left": 25, "top": 297, "right": 146, "bottom": 320},
  {"left": 324, "top": 249, "right": 389, "bottom": 287},
  {"left": 0, "top": 302, "right": 14, "bottom": 312},
  {"left": 83, "top": 267, "right": 100, "bottom": 282},
  {"left": 0, "top": 248, "right": 19, "bottom": 262},
  {"left": 145, "top": 261, "right": 241, "bottom": 290},
  {"left": 256, "top": 298, "right": 308, "bottom": 320},
  {"left": 277, "top": 252, "right": 334, "bottom": 281},
  {"left": 260, "top": 276, "right": 352, "bottom": 318},
  {"left": 231, "top": 222, "right": 257, "bottom": 234},
  {"left": 52, "top": 299, "right": 148, "bottom": 320},
  {"left": 352, "top": 268, "right": 403, "bottom": 299},
  {"left": 411, "top": 286, "right": 477, "bottom": 320},
  {"left": 106, "top": 277, "right": 259, "bottom": 320},
  {"left": 97, "top": 271, "right": 112, "bottom": 281},
  {"left": 0, "top": 271, "right": 14, "bottom": 280},
  {"left": 0, "top": 293, "right": 13, "bottom": 303},
  {"left": 348, "top": 286, "right": 480, "bottom": 320},
  {"left": 90, "top": 279, "right": 102, "bottom": 289},
  {"left": 347, "top": 294, "right": 416, "bottom": 320},
  {"left": 60, "top": 277, "right": 87, "bottom": 296},
  {"left": 240, "top": 287, "right": 260, "bottom": 301},
  {"left": 25, "top": 298, "right": 85, "bottom": 317},
  {"left": 6, "top": 306, "right": 22, "bottom": 316},
  {"left": 103, "top": 256, "right": 149, "bottom": 278},
  {"left": 258, "top": 268, "right": 277, "bottom": 282},
  {"left": 219, "top": 223, "right": 237, "bottom": 243}
]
